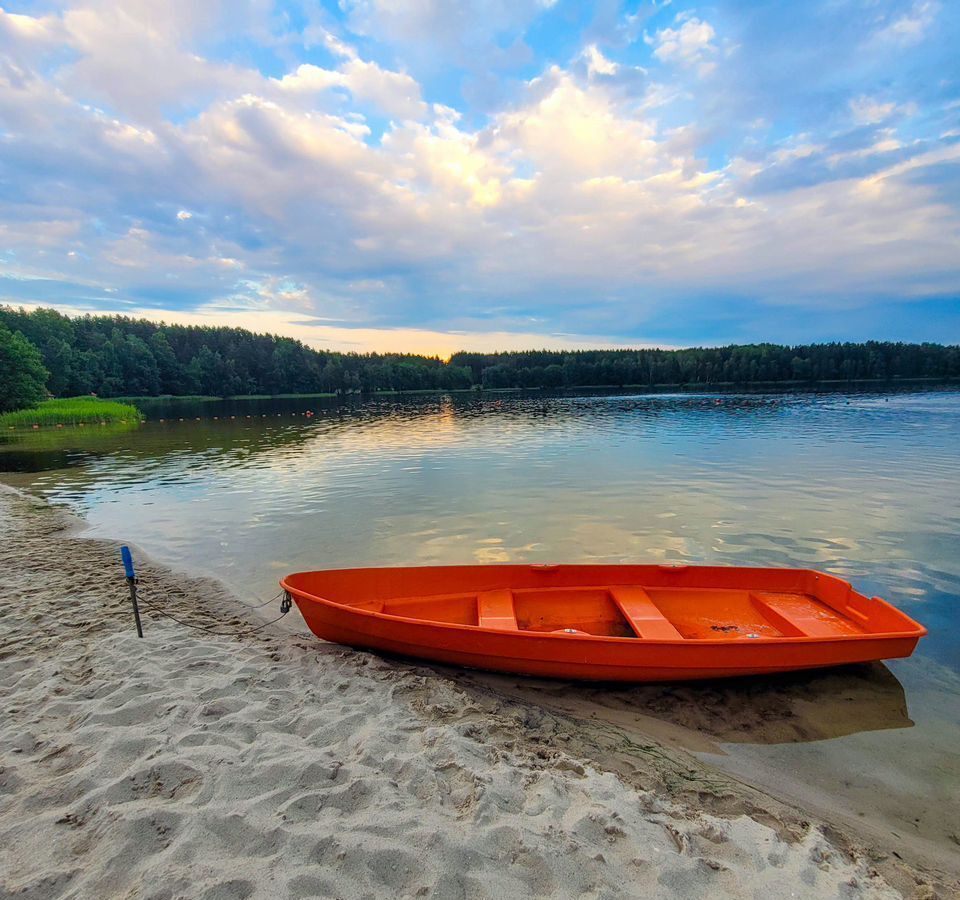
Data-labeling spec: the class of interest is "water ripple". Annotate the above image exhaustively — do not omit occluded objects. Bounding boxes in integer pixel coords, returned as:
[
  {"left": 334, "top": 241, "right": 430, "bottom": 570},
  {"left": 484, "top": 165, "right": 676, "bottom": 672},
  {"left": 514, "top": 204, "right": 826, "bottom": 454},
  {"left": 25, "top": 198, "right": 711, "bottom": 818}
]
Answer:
[{"left": 2, "top": 388, "right": 958, "bottom": 670}]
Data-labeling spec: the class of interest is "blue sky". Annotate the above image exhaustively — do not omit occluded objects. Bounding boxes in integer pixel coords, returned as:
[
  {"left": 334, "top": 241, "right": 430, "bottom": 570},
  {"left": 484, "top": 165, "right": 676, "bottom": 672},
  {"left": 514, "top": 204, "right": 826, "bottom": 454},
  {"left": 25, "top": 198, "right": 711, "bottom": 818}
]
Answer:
[{"left": 1, "top": 1, "right": 958, "bottom": 354}]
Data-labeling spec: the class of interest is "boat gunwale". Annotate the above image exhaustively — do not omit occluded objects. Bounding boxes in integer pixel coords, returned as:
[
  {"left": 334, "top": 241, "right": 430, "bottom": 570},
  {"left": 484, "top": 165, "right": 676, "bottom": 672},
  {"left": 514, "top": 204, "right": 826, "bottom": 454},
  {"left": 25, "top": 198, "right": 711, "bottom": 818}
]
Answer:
[{"left": 280, "top": 565, "right": 927, "bottom": 646}]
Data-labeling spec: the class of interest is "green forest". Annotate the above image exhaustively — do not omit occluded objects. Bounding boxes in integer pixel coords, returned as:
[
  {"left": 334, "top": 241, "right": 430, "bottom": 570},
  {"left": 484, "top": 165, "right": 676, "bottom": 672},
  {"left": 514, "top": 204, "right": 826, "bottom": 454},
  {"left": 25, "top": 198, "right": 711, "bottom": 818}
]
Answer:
[{"left": 2, "top": 305, "right": 959, "bottom": 413}]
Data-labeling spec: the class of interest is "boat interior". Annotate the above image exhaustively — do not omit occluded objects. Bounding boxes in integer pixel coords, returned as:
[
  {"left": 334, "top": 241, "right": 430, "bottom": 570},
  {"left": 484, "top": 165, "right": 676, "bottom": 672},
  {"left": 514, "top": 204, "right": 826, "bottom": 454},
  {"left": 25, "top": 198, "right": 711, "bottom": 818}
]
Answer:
[
  {"left": 359, "top": 586, "right": 882, "bottom": 640},
  {"left": 284, "top": 566, "right": 919, "bottom": 641}
]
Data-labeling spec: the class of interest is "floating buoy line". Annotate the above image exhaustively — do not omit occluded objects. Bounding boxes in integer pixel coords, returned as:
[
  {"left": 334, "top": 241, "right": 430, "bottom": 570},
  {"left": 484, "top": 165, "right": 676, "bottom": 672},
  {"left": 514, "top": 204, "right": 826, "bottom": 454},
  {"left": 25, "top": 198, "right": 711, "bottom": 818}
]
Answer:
[{"left": 12, "top": 410, "right": 323, "bottom": 427}]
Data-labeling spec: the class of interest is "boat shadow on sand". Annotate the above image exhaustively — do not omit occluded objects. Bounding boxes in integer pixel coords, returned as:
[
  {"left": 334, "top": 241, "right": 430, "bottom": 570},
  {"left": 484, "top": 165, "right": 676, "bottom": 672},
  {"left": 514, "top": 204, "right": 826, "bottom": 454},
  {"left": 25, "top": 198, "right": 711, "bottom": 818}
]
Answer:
[{"left": 430, "top": 661, "right": 913, "bottom": 752}]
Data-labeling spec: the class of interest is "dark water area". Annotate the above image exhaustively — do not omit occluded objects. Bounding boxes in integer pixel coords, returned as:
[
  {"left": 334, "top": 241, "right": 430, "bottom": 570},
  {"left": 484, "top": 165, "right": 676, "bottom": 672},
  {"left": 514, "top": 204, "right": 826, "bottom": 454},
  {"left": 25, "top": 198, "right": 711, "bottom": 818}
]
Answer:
[{"left": 2, "top": 388, "right": 959, "bottom": 866}]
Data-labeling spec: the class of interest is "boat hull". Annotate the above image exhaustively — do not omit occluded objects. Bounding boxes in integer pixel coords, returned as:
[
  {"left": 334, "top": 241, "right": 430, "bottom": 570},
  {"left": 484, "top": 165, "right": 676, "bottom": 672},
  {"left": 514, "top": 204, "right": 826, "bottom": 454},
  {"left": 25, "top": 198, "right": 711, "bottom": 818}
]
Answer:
[{"left": 281, "top": 564, "right": 926, "bottom": 682}]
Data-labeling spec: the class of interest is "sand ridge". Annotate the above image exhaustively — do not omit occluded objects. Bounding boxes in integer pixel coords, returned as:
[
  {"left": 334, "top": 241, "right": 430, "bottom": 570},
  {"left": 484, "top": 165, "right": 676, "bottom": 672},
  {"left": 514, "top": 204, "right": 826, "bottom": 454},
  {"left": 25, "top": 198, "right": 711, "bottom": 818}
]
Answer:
[{"left": 0, "top": 486, "right": 951, "bottom": 899}]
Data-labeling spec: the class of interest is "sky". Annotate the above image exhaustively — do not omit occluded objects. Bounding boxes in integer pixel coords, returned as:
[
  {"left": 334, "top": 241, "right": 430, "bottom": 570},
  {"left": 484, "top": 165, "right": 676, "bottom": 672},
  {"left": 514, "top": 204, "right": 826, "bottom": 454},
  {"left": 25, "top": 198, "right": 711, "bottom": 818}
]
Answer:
[{"left": 1, "top": 1, "right": 959, "bottom": 356}]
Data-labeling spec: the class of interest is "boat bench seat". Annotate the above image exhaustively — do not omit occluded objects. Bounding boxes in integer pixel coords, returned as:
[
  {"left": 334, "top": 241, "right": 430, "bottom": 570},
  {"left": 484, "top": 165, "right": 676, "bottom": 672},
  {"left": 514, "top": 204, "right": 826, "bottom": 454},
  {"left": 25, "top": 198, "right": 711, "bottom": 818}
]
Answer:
[
  {"left": 750, "top": 592, "right": 842, "bottom": 638},
  {"left": 478, "top": 590, "right": 518, "bottom": 631},
  {"left": 609, "top": 587, "right": 684, "bottom": 640}
]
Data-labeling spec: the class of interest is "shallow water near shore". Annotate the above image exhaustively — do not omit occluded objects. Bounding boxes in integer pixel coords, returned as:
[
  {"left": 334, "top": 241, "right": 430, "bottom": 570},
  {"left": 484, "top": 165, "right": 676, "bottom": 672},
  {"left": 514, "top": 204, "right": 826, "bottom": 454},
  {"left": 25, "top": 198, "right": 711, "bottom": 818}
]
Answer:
[{"left": 3, "top": 388, "right": 959, "bottom": 870}]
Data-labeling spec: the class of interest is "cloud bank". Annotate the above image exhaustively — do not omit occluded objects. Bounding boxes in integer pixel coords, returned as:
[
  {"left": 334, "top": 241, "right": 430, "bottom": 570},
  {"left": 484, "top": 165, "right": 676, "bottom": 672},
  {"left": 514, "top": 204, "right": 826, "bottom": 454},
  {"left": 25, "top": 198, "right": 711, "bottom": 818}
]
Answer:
[{"left": 1, "top": 0, "right": 958, "bottom": 350}]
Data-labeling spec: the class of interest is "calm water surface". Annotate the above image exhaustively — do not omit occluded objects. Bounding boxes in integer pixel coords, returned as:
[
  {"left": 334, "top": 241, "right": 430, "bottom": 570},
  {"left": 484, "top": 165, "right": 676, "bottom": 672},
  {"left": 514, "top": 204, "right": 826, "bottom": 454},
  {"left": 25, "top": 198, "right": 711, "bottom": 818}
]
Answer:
[
  {"left": 3, "top": 389, "right": 959, "bottom": 861},
  {"left": 4, "top": 390, "right": 958, "bottom": 658}
]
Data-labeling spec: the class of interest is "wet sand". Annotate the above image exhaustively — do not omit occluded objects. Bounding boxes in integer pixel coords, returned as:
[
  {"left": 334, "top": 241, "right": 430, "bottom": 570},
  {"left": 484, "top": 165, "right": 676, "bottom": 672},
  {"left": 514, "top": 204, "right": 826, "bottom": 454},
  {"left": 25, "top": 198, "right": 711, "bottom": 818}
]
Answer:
[
  {"left": 1, "top": 485, "right": 957, "bottom": 898},
  {"left": 449, "top": 661, "right": 960, "bottom": 881}
]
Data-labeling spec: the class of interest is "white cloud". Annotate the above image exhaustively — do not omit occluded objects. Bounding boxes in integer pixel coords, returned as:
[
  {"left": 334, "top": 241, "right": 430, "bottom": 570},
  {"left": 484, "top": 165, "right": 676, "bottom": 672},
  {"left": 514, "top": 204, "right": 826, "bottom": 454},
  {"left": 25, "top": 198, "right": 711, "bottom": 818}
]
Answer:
[
  {"left": 581, "top": 44, "right": 618, "bottom": 78},
  {"left": 276, "top": 58, "right": 427, "bottom": 120},
  {"left": 492, "top": 69, "right": 659, "bottom": 179},
  {"left": 648, "top": 15, "right": 716, "bottom": 74},
  {"left": 873, "top": 1, "right": 940, "bottom": 46},
  {"left": 274, "top": 64, "right": 342, "bottom": 95},
  {"left": 0, "top": 7, "right": 64, "bottom": 46},
  {"left": 849, "top": 96, "right": 898, "bottom": 125},
  {"left": 382, "top": 118, "right": 513, "bottom": 208},
  {"left": 55, "top": 2, "right": 259, "bottom": 120},
  {"left": 333, "top": 58, "right": 426, "bottom": 120}
]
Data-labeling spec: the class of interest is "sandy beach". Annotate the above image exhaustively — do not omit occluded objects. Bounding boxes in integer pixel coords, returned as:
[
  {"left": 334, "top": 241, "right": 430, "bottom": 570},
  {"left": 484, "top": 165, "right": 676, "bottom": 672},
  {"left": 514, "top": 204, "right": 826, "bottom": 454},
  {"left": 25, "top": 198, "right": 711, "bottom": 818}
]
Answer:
[{"left": 1, "top": 485, "right": 956, "bottom": 899}]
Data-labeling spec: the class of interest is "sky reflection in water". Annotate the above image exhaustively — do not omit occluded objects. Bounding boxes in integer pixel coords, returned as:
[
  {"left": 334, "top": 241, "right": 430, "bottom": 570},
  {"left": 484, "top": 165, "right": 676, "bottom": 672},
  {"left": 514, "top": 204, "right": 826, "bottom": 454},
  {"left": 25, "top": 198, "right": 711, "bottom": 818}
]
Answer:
[{"left": 5, "top": 390, "right": 957, "bottom": 667}]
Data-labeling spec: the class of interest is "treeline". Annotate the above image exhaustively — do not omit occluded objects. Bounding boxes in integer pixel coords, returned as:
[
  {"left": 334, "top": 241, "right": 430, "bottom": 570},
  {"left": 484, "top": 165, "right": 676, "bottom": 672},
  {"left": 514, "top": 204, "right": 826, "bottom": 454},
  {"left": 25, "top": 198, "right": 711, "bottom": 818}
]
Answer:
[
  {"left": 452, "top": 344, "right": 960, "bottom": 388},
  {"left": 0, "top": 307, "right": 472, "bottom": 398},
  {"left": 1, "top": 307, "right": 958, "bottom": 405}
]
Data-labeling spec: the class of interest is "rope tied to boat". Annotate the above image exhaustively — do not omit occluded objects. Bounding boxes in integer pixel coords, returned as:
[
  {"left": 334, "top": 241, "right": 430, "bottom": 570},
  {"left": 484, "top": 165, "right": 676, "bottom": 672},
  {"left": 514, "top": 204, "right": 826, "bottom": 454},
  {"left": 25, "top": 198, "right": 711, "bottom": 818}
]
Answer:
[
  {"left": 118, "top": 546, "right": 293, "bottom": 638},
  {"left": 133, "top": 587, "right": 292, "bottom": 638}
]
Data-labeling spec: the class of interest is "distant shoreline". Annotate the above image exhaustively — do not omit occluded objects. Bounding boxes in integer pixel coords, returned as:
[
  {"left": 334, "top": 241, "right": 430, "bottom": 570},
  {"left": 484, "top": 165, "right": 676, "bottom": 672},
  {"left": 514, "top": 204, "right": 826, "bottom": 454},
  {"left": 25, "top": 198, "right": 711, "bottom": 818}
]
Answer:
[
  {"left": 6, "top": 307, "right": 959, "bottom": 407},
  {"left": 114, "top": 375, "right": 960, "bottom": 404}
]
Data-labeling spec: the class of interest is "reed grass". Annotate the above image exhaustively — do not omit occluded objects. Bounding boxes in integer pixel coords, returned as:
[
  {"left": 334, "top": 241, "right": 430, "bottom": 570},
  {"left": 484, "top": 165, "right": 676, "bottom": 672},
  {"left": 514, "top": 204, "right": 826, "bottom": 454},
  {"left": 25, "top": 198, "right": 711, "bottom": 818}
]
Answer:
[{"left": 0, "top": 397, "right": 143, "bottom": 428}]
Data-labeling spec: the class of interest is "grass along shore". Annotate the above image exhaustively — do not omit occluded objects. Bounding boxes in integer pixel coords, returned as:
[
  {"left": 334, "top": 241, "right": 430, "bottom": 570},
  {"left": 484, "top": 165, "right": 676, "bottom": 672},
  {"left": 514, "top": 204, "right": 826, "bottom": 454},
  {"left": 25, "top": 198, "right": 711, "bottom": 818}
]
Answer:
[{"left": 0, "top": 397, "right": 143, "bottom": 429}]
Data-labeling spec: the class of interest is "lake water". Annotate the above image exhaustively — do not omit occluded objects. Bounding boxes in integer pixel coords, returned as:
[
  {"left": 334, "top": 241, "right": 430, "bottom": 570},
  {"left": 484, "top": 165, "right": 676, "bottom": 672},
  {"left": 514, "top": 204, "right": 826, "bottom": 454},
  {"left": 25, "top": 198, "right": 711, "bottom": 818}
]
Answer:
[
  {"left": 4, "top": 389, "right": 958, "bottom": 658},
  {"left": 3, "top": 388, "right": 959, "bottom": 866}
]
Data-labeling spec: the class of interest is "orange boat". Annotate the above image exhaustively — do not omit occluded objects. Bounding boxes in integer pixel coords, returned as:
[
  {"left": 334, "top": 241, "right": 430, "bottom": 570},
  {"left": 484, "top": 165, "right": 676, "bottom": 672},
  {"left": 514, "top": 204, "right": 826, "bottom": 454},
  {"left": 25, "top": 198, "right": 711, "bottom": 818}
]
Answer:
[{"left": 280, "top": 564, "right": 926, "bottom": 682}]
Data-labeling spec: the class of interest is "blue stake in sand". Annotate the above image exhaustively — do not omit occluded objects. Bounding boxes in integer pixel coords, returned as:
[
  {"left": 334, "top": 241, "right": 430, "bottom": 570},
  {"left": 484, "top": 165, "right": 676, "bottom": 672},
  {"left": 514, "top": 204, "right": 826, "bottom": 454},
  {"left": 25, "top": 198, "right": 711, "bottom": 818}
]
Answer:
[{"left": 121, "top": 545, "right": 144, "bottom": 638}]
